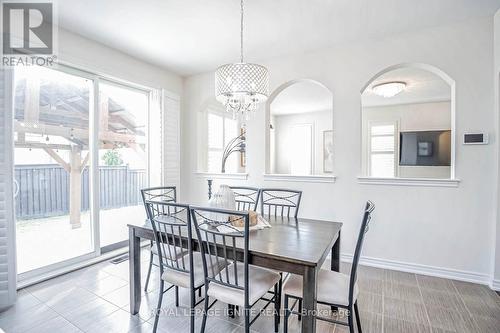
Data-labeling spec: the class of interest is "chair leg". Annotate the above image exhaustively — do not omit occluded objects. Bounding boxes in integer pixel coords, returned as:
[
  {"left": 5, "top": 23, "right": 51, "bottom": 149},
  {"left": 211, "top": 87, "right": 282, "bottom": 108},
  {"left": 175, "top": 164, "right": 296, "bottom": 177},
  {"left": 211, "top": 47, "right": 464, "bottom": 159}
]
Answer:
[
  {"left": 244, "top": 306, "right": 250, "bottom": 333},
  {"left": 190, "top": 286, "right": 196, "bottom": 333},
  {"left": 152, "top": 280, "right": 164, "bottom": 333},
  {"left": 201, "top": 295, "right": 209, "bottom": 333},
  {"left": 354, "top": 301, "right": 362, "bottom": 333},
  {"left": 198, "top": 288, "right": 202, "bottom": 298},
  {"left": 278, "top": 274, "right": 283, "bottom": 324},
  {"left": 297, "top": 298, "right": 302, "bottom": 321},
  {"left": 348, "top": 306, "right": 355, "bottom": 333},
  {"left": 175, "top": 286, "right": 179, "bottom": 307},
  {"left": 144, "top": 250, "right": 154, "bottom": 292},
  {"left": 274, "top": 283, "right": 279, "bottom": 332},
  {"left": 283, "top": 295, "right": 289, "bottom": 333}
]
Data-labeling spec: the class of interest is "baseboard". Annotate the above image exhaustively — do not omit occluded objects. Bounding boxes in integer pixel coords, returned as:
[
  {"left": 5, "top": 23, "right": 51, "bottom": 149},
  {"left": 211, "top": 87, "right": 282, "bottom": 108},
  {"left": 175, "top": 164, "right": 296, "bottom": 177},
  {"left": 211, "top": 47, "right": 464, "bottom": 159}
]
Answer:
[
  {"left": 340, "top": 254, "right": 491, "bottom": 286},
  {"left": 490, "top": 279, "right": 500, "bottom": 291}
]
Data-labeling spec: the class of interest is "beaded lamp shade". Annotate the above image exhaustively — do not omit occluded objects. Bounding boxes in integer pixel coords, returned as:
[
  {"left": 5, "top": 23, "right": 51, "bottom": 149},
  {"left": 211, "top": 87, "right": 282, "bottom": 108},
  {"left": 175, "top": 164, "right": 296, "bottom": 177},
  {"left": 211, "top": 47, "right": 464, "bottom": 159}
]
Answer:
[{"left": 214, "top": 0, "right": 269, "bottom": 119}]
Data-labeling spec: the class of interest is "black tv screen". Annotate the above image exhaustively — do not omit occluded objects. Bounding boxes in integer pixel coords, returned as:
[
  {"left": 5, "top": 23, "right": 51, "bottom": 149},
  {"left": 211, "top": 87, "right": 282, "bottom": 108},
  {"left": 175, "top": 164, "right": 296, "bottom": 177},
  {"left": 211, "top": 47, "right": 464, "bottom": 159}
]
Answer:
[{"left": 399, "top": 130, "right": 451, "bottom": 166}]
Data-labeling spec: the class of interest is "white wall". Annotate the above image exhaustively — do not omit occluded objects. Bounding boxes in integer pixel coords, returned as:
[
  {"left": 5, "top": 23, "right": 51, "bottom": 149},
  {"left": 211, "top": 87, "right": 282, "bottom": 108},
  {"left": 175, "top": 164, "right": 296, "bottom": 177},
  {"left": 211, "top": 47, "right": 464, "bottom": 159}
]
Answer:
[
  {"left": 182, "top": 17, "right": 497, "bottom": 285},
  {"left": 362, "top": 101, "right": 451, "bottom": 179},
  {"left": 493, "top": 9, "right": 500, "bottom": 289},
  {"left": 58, "top": 29, "right": 182, "bottom": 95},
  {"left": 273, "top": 110, "right": 332, "bottom": 174}
]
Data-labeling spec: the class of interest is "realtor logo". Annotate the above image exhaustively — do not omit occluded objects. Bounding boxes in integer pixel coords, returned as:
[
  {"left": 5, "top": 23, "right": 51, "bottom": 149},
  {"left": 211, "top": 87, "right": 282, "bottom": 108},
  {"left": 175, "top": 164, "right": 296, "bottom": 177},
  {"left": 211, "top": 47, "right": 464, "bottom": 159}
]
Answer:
[
  {"left": 1, "top": 1, "right": 56, "bottom": 66},
  {"left": 2, "top": 2, "right": 53, "bottom": 54}
]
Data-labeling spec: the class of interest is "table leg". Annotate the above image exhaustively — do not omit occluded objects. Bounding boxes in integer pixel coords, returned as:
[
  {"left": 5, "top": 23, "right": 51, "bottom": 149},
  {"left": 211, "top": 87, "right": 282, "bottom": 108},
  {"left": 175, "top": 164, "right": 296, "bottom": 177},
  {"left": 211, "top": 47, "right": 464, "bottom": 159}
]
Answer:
[
  {"left": 301, "top": 266, "right": 317, "bottom": 333},
  {"left": 129, "top": 228, "right": 142, "bottom": 314},
  {"left": 331, "top": 230, "right": 341, "bottom": 313},
  {"left": 331, "top": 230, "right": 341, "bottom": 272}
]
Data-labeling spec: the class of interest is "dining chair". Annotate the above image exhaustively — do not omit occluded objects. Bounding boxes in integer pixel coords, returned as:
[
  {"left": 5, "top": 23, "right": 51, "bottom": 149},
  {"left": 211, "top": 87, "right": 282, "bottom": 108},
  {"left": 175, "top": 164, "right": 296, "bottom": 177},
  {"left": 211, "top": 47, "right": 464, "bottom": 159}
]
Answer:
[
  {"left": 144, "top": 200, "right": 226, "bottom": 333},
  {"left": 260, "top": 188, "right": 302, "bottom": 218},
  {"left": 282, "top": 201, "right": 375, "bottom": 333},
  {"left": 141, "top": 186, "right": 181, "bottom": 291},
  {"left": 190, "top": 206, "right": 282, "bottom": 333},
  {"left": 229, "top": 186, "right": 261, "bottom": 211}
]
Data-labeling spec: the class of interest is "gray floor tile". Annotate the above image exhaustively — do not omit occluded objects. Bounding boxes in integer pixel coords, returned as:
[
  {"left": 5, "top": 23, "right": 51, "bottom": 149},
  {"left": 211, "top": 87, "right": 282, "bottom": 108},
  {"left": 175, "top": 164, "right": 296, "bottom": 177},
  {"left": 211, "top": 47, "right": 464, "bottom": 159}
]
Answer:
[
  {"left": 385, "top": 270, "right": 418, "bottom": 286},
  {"left": 383, "top": 316, "right": 432, "bottom": 333},
  {"left": 0, "top": 290, "right": 42, "bottom": 319},
  {"left": 420, "top": 289, "right": 467, "bottom": 312},
  {"left": 25, "top": 276, "right": 80, "bottom": 302},
  {"left": 127, "top": 321, "right": 156, "bottom": 333},
  {"left": 416, "top": 275, "right": 456, "bottom": 293},
  {"left": 452, "top": 280, "right": 490, "bottom": 297},
  {"left": 472, "top": 314, "right": 500, "bottom": 333},
  {"left": 357, "top": 277, "right": 384, "bottom": 295},
  {"left": 357, "top": 292, "right": 383, "bottom": 314},
  {"left": 384, "top": 297, "right": 428, "bottom": 324},
  {"left": 460, "top": 292, "right": 500, "bottom": 318},
  {"left": 24, "top": 315, "right": 82, "bottom": 333},
  {"left": 152, "top": 310, "right": 244, "bottom": 333},
  {"left": 101, "top": 261, "right": 131, "bottom": 280},
  {"left": 67, "top": 265, "right": 111, "bottom": 286},
  {"left": 79, "top": 274, "right": 128, "bottom": 296},
  {"left": 0, "top": 303, "right": 60, "bottom": 333},
  {"left": 356, "top": 311, "right": 383, "bottom": 333},
  {"left": 384, "top": 281, "right": 423, "bottom": 303},
  {"left": 101, "top": 284, "right": 131, "bottom": 308},
  {"left": 124, "top": 288, "right": 176, "bottom": 322},
  {"left": 82, "top": 309, "right": 143, "bottom": 333},
  {"left": 43, "top": 286, "right": 100, "bottom": 314},
  {"left": 357, "top": 266, "right": 385, "bottom": 281},
  {"left": 426, "top": 305, "right": 478, "bottom": 332},
  {"left": 60, "top": 297, "right": 120, "bottom": 331}
]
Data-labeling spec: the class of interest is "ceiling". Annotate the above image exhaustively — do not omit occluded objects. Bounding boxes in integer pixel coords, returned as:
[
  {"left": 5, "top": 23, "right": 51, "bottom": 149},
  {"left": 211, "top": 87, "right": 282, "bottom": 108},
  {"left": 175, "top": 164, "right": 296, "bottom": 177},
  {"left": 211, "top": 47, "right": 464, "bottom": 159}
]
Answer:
[
  {"left": 271, "top": 81, "right": 332, "bottom": 115},
  {"left": 362, "top": 67, "right": 451, "bottom": 107},
  {"left": 54, "top": 0, "right": 500, "bottom": 76}
]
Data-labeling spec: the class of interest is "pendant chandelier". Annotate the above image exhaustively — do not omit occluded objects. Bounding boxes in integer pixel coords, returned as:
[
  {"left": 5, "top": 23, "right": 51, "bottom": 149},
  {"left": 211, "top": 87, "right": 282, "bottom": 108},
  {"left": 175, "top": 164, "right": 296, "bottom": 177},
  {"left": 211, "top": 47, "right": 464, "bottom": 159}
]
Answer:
[{"left": 215, "top": 0, "right": 269, "bottom": 120}]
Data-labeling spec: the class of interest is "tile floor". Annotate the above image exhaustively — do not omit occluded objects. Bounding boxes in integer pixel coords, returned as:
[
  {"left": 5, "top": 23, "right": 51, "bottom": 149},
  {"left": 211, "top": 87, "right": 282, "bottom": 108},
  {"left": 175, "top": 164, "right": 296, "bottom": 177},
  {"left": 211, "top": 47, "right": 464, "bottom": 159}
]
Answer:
[{"left": 1, "top": 249, "right": 500, "bottom": 333}]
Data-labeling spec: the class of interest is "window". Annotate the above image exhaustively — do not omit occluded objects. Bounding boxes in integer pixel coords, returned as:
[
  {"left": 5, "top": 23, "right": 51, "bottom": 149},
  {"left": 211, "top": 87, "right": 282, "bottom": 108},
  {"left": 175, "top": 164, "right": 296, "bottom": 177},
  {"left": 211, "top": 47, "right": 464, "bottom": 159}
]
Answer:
[
  {"left": 207, "top": 110, "right": 239, "bottom": 173},
  {"left": 369, "top": 122, "right": 397, "bottom": 177},
  {"left": 289, "top": 124, "right": 312, "bottom": 175}
]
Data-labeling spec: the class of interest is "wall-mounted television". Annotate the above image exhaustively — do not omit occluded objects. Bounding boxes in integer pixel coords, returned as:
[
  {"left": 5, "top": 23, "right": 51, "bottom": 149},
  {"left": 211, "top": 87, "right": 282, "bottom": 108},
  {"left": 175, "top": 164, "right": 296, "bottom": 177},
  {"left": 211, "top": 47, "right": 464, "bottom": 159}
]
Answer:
[{"left": 399, "top": 130, "right": 451, "bottom": 166}]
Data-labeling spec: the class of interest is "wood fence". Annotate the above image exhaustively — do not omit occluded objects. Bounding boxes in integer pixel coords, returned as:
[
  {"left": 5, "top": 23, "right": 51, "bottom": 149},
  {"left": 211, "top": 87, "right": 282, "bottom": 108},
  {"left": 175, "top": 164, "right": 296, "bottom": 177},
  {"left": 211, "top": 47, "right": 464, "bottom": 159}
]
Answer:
[{"left": 14, "top": 164, "right": 146, "bottom": 220}]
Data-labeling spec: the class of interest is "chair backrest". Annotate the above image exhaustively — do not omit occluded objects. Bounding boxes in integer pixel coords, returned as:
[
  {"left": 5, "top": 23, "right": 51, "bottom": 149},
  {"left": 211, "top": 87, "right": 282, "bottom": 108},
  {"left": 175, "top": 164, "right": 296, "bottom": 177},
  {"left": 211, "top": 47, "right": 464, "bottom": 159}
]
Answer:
[
  {"left": 144, "top": 200, "right": 194, "bottom": 279},
  {"left": 190, "top": 206, "right": 251, "bottom": 307},
  {"left": 140, "top": 186, "right": 177, "bottom": 204},
  {"left": 229, "top": 186, "right": 261, "bottom": 211},
  {"left": 348, "top": 201, "right": 375, "bottom": 305},
  {"left": 260, "top": 188, "right": 302, "bottom": 218}
]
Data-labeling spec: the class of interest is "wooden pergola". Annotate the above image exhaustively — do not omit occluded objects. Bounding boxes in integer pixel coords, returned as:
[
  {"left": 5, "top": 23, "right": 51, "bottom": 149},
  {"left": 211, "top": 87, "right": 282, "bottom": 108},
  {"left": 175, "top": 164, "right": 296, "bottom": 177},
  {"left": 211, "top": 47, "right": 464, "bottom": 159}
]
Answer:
[{"left": 14, "top": 76, "right": 146, "bottom": 228}]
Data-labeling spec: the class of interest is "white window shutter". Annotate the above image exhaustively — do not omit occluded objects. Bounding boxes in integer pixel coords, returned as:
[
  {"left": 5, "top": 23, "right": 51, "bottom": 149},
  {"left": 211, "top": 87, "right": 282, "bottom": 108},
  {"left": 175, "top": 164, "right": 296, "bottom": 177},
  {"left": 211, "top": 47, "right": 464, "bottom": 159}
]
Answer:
[
  {"left": 163, "top": 91, "right": 181, "bottom": 194},
  {"left": 0, "top": 69, "right": 17, "bottom": 309}
]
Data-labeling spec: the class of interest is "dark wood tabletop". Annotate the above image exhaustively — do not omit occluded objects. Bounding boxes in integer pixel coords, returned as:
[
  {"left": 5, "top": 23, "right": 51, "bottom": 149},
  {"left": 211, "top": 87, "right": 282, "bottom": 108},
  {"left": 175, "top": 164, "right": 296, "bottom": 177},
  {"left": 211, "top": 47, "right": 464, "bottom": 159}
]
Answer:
[{"left": 128, "top": 215, "right": 342, "bottom": 333}]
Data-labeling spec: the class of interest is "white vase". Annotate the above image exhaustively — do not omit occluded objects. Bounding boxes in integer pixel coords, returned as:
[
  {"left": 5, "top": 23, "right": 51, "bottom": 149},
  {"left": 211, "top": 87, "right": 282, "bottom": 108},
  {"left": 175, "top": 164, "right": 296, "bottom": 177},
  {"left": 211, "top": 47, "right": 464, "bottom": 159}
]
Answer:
[{"left": 217, "top": 185, "right": 236, "bottom": 210}]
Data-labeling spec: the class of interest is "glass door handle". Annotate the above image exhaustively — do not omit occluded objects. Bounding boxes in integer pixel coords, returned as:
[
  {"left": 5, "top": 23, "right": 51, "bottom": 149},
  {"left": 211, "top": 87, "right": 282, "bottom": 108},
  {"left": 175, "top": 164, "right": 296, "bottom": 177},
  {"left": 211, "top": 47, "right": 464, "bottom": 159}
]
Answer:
[{"left": 13, "top": 179, "right": 19, "bottom": 198}]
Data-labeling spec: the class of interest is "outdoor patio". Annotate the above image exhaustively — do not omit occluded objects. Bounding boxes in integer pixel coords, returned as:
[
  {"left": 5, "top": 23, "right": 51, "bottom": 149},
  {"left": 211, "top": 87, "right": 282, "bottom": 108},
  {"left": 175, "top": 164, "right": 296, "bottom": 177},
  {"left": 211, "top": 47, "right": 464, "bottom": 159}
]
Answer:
[{"left": 16, "top": 205, "right": 145, "bottom": 274}]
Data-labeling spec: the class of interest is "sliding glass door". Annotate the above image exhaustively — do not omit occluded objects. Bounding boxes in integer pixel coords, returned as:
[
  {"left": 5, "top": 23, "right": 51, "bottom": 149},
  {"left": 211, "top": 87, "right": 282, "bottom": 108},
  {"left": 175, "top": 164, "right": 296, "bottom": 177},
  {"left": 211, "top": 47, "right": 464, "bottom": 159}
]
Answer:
[
  {"left": 98, "top": 81, "right": 149, "bottom": 251},
  {"left": 14, "top": 66, "right": 95, "bottom": 274},
  {"left": 14, "top": 65, "right": 159, "bottom": 278}
]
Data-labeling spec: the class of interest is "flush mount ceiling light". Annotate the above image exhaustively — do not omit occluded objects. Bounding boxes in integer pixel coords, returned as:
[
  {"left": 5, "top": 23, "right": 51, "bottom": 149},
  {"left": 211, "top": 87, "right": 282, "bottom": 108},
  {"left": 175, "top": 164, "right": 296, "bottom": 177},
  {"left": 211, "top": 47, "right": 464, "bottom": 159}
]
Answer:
[
  {"left": 372, "top": 81, "right": 406, "bottom": 98},
  {"left": 215, "top": 0, "right": 269, "bottom": 120}
]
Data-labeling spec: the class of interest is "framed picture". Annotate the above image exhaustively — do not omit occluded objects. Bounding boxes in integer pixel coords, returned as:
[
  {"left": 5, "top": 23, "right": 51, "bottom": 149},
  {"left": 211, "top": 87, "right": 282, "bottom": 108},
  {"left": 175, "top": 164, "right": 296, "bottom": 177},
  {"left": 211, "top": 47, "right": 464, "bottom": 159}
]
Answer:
[{"left": 323, "top": 130, "right": 333, "bottom": 173}]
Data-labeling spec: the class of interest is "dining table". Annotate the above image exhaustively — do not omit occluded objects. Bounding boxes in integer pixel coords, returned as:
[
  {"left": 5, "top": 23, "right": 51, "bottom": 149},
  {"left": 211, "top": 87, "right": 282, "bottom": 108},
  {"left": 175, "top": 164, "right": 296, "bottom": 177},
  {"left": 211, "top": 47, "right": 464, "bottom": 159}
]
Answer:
[{"left": 128, "top": 215, "right": 342, "bottom": 333}]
